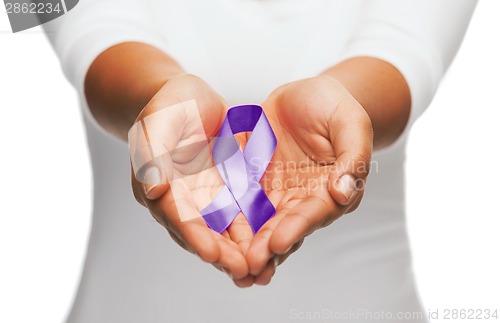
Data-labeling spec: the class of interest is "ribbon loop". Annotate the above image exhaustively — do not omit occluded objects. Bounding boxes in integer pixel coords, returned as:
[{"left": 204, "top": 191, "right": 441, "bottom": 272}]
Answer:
[{"left": 201, "top": 105, "right": 277, "bottom": 233}]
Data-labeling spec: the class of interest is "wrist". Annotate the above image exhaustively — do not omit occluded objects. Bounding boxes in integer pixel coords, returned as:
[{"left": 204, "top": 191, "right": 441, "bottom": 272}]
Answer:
[
  {"left": 85, "top": 42, "right": 185, "bottom": 140},
  {"left": 321, "top": 57, "right": 410, "bottom": 149}
]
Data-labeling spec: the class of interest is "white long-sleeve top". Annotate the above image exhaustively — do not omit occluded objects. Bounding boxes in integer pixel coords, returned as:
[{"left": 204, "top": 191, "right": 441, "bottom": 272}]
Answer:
[{"left": 45, "top": 1, "right": 476, "bottom": 322}]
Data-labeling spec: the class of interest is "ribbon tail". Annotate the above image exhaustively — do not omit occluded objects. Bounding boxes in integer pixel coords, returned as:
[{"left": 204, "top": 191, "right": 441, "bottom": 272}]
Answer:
[
  {"left": 202, "top": 203, "right": 240, "bottom": 233},
  {"left": 236, "top": 187, "right": 276, "bottom": 233},
  {"left": 200, "top": 186, "right": 241, "bottom": 233}
]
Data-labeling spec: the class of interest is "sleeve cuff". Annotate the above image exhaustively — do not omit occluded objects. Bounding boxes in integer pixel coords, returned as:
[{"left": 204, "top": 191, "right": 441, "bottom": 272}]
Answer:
[{"left": 336, "top": 22, "right": 443, "bottom": 151}]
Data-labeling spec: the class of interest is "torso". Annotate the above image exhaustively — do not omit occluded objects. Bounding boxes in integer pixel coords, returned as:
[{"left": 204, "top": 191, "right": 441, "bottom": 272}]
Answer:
[{"left": 69, "top": 1, "right": 427, "bottom": 322}]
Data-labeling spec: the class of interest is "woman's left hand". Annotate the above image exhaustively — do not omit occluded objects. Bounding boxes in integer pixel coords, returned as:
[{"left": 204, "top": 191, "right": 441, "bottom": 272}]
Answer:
[{"left": 239, "top": 76, "right": 374, "bottom": 285}]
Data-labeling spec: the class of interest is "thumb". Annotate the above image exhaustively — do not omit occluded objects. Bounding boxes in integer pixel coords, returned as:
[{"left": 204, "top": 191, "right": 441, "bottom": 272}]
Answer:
[
  {"left": 129, "top": 75, "right": 227, "bottom": 201},
  {"left": 128, "top": 116, "right": 174, "bottom": 200},
  {"left": 128, "top": 98, "right": 194, "bottom": 200},
  {"left": 327, "top": 102, "right": 373, "bottom": 206}
]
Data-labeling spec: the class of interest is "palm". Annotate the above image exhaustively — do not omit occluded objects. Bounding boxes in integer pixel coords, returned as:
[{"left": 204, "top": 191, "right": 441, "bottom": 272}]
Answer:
[
  {"left": 262, "top": 99, "right": 337, "bottom": 236},
  {"left": 245, "top": 76, "right": 373, "bottom": 279},
  {"left": 160, "top": 113, "right": 259, "bottom": 286},
  {"left": 131, "top": 75, "right": 253, "bottom": 280},
  {"left": 132, "top": 75, "right": 372, "bottom": 286},
  {"left": 163, "top": 137, "right": 253, "bottom": 246},
  {"left": 256, "top": 83, "right": 339, "bottom": 252}
]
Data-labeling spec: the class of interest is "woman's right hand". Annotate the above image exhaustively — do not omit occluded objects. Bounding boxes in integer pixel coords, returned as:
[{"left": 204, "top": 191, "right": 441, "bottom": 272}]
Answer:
[{"left": 129, "top": 74, "right": 253, "bottom": 281}]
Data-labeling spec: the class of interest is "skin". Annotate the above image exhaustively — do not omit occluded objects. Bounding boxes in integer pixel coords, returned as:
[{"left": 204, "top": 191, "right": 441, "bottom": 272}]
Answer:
[{"left": 85, "top": 41, "right": 410, "bottom": 286}]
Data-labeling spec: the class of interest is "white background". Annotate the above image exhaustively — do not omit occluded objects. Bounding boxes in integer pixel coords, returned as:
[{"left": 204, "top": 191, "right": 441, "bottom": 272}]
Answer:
[{"left": 0, "top": 1, "right": 499, "bottom": 322}]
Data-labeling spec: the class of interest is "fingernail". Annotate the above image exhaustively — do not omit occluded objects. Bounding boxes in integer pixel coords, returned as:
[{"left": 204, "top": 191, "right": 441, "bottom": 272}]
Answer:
[
  {"left": 283, "top": 244, "right": 293, "bottom": 254},
  {"left": 273, "top": 256, "right": 279, "bottom": 269},
  {"left": 143, "top": 166, "right": 162, "bottom": 196},
  {"left": 336, "top": 174, "right": 357, "bottom": 203}
]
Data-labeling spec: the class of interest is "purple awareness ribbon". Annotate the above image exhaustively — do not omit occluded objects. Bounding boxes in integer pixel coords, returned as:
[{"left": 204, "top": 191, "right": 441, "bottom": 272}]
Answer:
[{"left": 200, "top": 105, "right": 277, "bottom": 233}]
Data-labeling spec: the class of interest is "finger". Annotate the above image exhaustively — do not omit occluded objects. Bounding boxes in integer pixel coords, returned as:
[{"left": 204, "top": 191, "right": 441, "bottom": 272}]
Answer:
[
  {"left": 269, "top": 192, "right": 338, "bottom": 255},
  {"left": 245, "top": 192, "right": 298, "bottom": 275},
  {"left": 179, "top": 220, "right": 220, "bottom": 262},
  {"left": 155, "top": 190, "right": 249, "bottom": 279},
  {"left": 254, "top": 257, "right": 278, "bottom": 286},
  {"left": 129, "top": 123, "right": 171, "bottom": 202},
  {"left": 227, "top": 213, "right": 254, "bottom": 255},
  {"left": 179, "top": 219, "right": 248, "bottom": 279},
  {"left": 246, "top": 211, "right": 286, "bottom": 275},
  {"left": 327, "top": 101, "right": 373, "bottom": 206},
  {"left": 233, "top": 275, "right": 255, "bottom": 288},
  {"left": 144, "top": 185, "right": 220, "bottom": 262},
  {"left": 212, "top": 232, "right": 249, "bottom": 279},
  {"left": 344, "top": 191, "right": 364, "bottom": 215},
  {"left": 250, "top": 239, "right": 304, "bottom": 286},
  {"left": 128, "top": 99, "right": 185, "bottom": 200},
  {"left": 276, "top": 238, "right": 304, "bottom": 266}
]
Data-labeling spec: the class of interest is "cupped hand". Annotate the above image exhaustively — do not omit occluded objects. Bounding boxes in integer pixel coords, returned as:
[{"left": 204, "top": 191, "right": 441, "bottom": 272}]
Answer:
[
  {"left": 244, "top": 76, "right": 374, "bottom": 284},
  {"left": 129, "top": 74, "right": 254, "bottom": 281}
]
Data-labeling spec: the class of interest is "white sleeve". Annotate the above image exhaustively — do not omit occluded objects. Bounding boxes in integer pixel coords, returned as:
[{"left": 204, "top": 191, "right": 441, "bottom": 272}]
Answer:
[
  {"left": 43, "top": 0, "right": 167, "bottom": 104},
  {"left": 337, "top": 0, "right": 477, "bottom": 145}
]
